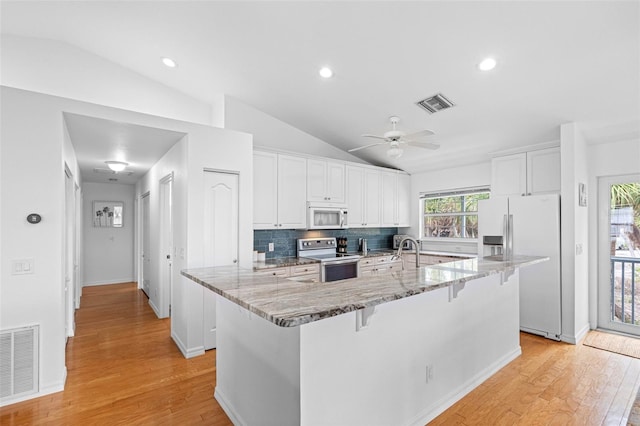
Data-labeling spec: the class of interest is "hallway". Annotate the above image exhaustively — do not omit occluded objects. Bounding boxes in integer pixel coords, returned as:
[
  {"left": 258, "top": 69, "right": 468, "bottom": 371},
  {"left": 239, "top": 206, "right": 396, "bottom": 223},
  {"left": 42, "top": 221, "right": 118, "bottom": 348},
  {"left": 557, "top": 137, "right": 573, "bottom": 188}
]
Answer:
[{"left": 0, "top": 283, "right": 232, "bottom": 425}]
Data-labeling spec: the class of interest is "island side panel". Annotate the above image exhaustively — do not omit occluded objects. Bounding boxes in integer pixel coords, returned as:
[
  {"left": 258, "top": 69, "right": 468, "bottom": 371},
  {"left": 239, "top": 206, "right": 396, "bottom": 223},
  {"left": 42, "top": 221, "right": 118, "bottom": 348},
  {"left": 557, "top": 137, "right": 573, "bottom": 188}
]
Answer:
[
  {"left": 215, "top": 296, "right": 302, "bottom": 426},
  {"left": 298, "top": 270, "right": 521, "bottom": 426}
]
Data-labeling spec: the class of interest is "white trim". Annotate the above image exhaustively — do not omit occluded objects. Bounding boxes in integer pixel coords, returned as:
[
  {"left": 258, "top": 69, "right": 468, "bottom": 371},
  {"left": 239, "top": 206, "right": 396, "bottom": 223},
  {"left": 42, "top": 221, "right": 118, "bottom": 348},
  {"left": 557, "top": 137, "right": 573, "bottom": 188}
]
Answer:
[
  {"left": 170, "top": 331, "right": 205, "bottom": 359},
  {"left": 215, "top": 387, "right": 247, "bottom": 426},
  {"left": 1, "top": 367, "right": 66, "bottom": 408}
]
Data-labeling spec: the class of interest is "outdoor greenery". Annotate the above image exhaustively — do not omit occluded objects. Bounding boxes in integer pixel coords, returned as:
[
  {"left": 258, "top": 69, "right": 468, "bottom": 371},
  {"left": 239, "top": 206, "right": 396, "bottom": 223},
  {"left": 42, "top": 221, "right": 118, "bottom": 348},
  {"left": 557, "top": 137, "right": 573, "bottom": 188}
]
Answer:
[
  {"left": 611, "top": 183, "right": 640, "bottom": 227},
  {"left": 423, "top": 192, "right": 490, "bottom": 239}
]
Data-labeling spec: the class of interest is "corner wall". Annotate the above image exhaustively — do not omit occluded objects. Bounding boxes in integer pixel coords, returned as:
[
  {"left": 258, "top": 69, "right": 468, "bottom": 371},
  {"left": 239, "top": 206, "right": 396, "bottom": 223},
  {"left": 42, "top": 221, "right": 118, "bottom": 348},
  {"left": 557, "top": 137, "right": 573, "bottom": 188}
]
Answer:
[{"left": 560, "top": 123, "right": 590, "bottom": 343}]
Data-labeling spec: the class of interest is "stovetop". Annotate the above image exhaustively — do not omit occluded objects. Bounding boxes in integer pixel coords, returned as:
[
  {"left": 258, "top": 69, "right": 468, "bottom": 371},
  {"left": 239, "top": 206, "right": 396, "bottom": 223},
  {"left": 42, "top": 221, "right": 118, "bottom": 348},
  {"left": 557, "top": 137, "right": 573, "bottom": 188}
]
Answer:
[{"left": 297, "top": 237, "right": 361, "bottom": 262}]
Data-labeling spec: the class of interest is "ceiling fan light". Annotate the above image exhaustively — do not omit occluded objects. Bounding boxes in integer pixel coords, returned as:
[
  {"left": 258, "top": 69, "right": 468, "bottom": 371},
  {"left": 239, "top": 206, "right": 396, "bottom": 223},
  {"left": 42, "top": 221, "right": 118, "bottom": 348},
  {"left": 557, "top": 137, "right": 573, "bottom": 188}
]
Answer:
[
  {"left": 105, "top": 161, "right": 128, "bottom": 172},
  {"left": 387, "top": 146, "right": 403, "bottom": 159}
]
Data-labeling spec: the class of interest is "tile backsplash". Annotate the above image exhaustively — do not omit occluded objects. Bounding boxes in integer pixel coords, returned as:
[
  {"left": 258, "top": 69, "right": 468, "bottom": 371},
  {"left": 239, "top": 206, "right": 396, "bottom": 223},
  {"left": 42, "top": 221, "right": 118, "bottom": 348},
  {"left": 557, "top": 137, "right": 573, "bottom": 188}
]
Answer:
[{"left": 254, "top": 228, "right": 398, "bottom": 259}]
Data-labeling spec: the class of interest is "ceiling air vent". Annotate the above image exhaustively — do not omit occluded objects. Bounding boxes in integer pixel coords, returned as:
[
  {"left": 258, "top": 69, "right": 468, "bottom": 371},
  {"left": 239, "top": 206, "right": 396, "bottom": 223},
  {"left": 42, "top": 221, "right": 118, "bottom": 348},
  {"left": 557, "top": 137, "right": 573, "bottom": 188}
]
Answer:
[
  {"left": 93, "top": 168, "right": 134, "bottom": 176},
  {"left": 416, "top": 93, "right": 455, "bottom": 114}
]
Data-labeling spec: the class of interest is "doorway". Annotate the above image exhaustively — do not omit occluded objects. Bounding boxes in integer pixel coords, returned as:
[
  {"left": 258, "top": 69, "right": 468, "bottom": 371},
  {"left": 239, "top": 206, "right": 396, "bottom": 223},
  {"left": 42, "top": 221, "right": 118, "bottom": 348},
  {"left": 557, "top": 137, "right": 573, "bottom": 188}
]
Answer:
[
  {"left": 598, "top": 174, "right": 640, "bottom": 335},
  {"left": 203, "top": 170, "right": 239, "bottom": 350},
  {"left": 64, "top": 165, "right": 77, "bottom": 340}
]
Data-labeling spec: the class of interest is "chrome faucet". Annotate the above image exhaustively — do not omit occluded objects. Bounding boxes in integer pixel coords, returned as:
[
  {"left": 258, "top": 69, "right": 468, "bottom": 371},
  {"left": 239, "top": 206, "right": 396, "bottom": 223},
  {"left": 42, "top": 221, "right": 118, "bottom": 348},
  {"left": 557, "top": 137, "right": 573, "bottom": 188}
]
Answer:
[{"left": 391, "top": 236, "right": 420, "bottom": 269}]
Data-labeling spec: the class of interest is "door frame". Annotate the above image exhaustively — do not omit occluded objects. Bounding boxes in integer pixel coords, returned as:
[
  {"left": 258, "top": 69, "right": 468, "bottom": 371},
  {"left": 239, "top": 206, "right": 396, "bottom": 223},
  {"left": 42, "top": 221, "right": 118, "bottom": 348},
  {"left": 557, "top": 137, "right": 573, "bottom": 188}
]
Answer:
[
  {"left": 64, "top": 164, "right": 76, "bottom": 339},
  {"left": 139, "top": 191, "right": 151, "bottom": 296},
  {"left": 159, "top": 173, "right": 174, "bottom": 318},
  {"left": 597, "top": 173, "right": 640, "bottom": 334}
]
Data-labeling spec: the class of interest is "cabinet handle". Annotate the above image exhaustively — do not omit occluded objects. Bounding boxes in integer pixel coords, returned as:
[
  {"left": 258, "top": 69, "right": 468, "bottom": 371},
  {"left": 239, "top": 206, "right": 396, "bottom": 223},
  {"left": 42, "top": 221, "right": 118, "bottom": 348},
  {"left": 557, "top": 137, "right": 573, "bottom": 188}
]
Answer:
[{"left": 522, "top": 193, "right": 526, "bottom": 196}]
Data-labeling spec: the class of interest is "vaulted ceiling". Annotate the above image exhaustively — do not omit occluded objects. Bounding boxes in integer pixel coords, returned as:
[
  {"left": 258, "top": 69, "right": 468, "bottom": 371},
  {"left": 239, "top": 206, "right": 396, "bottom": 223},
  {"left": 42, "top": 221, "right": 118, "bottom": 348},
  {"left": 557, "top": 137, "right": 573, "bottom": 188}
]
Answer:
[{"left": 2, "top": 1, "right": 639, "bottom": 175}]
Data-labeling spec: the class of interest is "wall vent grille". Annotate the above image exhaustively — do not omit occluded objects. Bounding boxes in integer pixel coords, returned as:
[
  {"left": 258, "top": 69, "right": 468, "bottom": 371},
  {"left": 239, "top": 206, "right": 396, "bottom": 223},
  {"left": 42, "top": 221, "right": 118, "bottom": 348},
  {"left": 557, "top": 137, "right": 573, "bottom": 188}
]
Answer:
[
  {"left": 416, "top": 93, "right": 455, "bottom": 114},
  {"left": 0, "top": 325, "right": 39, "bottom": 401}
]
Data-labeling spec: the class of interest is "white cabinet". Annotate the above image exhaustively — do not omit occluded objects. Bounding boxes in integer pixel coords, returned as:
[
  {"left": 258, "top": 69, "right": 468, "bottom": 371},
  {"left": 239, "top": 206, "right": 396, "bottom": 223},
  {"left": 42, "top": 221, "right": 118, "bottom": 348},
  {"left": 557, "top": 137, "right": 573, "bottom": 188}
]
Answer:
[
  {"left": 491, "top": 147, "right": 560, "bottom": 196},
  {"left": 307, "top": 159, "right": 345, "bottom": 203},
  {"left": 346, "top": 165, "right": 380, "bottom": 228},
  {"left": 381, "top": 171, "right": 411, "bottom": 227},
  {"left": 253, "top": 151, "right": 307, "bottom": 229},
  {"left": 359, "top": 255, "right": 403, "bottom": 276},
  {"left": 254, "top": 263, "right": 320, "bottom": 282}
]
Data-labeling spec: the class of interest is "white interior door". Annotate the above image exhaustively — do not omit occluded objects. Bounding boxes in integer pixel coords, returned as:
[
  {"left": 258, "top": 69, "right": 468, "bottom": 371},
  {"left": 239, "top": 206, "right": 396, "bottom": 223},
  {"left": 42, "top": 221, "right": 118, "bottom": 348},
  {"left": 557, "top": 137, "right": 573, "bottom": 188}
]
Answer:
[
  {"left": 159, "top": 175, "right": 173, "bottom": 318},
  {"left": 203, "top": 171, "right": 239, "bottom": 350},
  {"left": 141, "top": 193, "right": 151, "bottom": 297},
  {"left": 74, "top": 183, "right": 82, "bottom": 309},
  {"left": 598, "top": 174, "right": 640, "bottom": 335}
]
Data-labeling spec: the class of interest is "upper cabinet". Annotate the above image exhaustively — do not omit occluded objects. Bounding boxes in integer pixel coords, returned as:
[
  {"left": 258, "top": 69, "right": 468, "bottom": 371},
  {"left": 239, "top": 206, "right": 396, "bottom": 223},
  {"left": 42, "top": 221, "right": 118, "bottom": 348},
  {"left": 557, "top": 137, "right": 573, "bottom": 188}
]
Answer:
[
  {"left": 253, "top": 151, "right": 307, "bottom": 229},
  {"left": 346, "top": 165, "right": 381, "bottom": 228},
  {"left": 307, "top": 159, "right": 346, "bottom": 203},
  {"left": 491, "top": 147, "right": 560, "bottom": 197},
  {"left": 381, "top": 171, "right": 411, "bottom": 227}
]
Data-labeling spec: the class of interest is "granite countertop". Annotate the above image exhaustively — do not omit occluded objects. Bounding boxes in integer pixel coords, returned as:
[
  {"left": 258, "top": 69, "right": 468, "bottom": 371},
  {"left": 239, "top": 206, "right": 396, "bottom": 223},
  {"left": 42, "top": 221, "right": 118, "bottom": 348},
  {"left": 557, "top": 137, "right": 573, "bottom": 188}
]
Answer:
[
  {"left": 183, "top": 255, "right": 547, "bottom": 328},
  {"left": 253, "top": 256, "right": 318, "bottom": 270}
]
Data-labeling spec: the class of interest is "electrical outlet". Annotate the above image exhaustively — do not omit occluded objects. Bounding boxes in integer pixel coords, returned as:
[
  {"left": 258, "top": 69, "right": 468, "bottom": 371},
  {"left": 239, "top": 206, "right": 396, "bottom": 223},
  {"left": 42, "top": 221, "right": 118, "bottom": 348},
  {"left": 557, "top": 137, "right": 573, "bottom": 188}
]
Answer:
[{"left": 268, "top": 242, "right": 274, "bottom": 252}]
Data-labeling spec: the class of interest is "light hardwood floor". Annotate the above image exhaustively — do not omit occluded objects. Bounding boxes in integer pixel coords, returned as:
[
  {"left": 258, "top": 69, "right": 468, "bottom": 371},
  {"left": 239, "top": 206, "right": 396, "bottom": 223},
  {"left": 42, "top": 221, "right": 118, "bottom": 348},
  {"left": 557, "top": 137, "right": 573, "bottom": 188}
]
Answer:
[{"left": 1, "top": 282, "right": 639, "bottom": 425}]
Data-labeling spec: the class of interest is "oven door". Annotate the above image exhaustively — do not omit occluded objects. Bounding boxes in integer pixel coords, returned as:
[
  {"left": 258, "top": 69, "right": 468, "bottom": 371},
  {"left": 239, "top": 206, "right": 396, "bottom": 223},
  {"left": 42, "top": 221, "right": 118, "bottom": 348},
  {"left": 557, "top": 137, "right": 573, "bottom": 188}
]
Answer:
[{"left": 322, "top": 259, "right": 359, "bottom": 282}]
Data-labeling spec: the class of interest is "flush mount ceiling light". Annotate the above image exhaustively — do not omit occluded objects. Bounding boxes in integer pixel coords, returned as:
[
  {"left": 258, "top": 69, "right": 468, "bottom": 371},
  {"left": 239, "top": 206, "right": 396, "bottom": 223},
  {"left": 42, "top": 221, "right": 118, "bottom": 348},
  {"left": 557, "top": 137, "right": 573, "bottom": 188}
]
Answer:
[
  {"left": 162, "top": 57, "right": 177, "bottom": 68},
  {"left": 105, "top": 161, "right": 128, "bottom": 172},
  {"left": 478, "top": 57, "right": 497, "bottom": 71},
  {"left": 318, "top": 67, "right": 333, "bottom": 78}
]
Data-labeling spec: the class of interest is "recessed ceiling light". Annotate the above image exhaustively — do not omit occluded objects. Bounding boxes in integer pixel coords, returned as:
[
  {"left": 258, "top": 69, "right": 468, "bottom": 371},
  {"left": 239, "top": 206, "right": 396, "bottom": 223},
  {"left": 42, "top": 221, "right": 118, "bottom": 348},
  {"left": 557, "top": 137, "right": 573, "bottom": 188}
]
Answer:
[
  {"left": 478, "top": 57, "right": 497, "bottom": 71},
  {"left": 319, "top": 67, "right": 333, "bottom": 78},
  {"left": 162, "top": 57, "right": 177, "bottom": 68},
  {"left": 105, "top": 161, "right": 128, "bottom": 172}
]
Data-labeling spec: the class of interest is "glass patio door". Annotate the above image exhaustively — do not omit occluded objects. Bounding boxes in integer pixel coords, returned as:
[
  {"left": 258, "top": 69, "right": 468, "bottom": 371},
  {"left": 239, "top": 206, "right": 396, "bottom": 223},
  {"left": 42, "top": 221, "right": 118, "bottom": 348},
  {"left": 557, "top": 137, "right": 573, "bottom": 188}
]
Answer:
[{"left": 598, "top": 175, "right": 640, "bottom": 335}]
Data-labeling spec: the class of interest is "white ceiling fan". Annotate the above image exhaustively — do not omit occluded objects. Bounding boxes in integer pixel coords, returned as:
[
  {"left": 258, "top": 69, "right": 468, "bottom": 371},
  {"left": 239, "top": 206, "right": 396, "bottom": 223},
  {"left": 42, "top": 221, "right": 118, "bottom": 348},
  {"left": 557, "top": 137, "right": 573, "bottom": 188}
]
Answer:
[{"left": 349, "top": 116, "right": 439, "bottom": 159}]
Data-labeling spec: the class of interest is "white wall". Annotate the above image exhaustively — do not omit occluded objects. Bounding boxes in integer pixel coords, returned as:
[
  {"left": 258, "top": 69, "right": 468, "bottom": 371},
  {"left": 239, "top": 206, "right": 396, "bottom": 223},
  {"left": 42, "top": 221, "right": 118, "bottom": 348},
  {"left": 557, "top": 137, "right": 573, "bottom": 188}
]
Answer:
[
  {"left": 136, "top": 120, "right": 253, "bottom": 358},
  {"left": 586, "top": 136, "right": 640, "bottom": 328},
  {"left": 82, "top": 183, "right": 135, "bottom": 286},
  {"left": 224, "top": 95, "right": 365, "bottom": 163},
  {"left": 1, "top": 35, "right": 213, "bottom": 126},
  {"left": 560, "top": 123, "right": 591, "bottom": 343},
  {"left": 408, "top": 162, "right": 492, "bottom": 253},
  {"left": 1, "top": 86, "right": 81, "bottom": 400}
]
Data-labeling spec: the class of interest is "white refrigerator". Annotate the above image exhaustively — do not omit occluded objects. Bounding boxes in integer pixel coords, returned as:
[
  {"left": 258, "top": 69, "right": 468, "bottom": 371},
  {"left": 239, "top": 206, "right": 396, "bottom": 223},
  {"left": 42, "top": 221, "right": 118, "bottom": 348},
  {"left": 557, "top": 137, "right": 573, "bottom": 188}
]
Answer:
[{"left": 477, "top": 194, "right": 561, "bottom": 340}]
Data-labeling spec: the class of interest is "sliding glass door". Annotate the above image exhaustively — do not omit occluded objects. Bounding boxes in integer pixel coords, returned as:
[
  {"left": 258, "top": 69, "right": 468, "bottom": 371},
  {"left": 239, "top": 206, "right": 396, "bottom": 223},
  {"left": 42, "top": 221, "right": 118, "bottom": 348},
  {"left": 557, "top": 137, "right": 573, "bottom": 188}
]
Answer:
[{"left": 598, "top": 175, "right": 640, "bottom": 335}]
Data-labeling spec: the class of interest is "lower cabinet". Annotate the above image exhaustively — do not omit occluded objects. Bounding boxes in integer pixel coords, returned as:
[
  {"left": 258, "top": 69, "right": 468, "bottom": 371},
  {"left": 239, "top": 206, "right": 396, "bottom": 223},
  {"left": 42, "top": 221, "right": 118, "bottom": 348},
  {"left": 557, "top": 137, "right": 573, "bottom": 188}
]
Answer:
[
  {"left": 255, "top": 264, "right": 320, "bottom": 281},
  {"left": 359, "top": 255, "right": 403, "bottom": 276}
]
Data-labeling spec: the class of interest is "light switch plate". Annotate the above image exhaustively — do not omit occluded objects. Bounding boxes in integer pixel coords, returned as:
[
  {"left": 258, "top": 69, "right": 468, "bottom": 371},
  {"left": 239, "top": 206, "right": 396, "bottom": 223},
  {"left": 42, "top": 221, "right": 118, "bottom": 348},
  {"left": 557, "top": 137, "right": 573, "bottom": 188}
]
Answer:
[{"left": 12, "top": 258, "right": 34, "bottom": 275}]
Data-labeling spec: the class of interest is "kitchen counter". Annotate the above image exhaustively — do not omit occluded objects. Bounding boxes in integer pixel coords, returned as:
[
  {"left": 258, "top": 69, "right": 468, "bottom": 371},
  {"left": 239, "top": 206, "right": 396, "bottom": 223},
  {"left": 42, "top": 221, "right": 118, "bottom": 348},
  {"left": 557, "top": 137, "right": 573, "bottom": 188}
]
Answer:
[
  {"left": 194, "top": 255, "right": 544, "bottom": 426},
  {"left": 252, "top": 256, "right": 318, "bottom": 270},
  {"left": 182, "top": 255, "right": 546, "bottom": 327}
]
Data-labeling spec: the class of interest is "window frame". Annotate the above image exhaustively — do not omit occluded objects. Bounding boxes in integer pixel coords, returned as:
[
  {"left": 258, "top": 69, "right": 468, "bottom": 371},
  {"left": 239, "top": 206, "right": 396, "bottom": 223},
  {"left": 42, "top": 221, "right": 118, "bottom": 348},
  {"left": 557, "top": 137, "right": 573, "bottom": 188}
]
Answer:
[{"left": 419, "top": 188, "right": 490, "bottom": 241}]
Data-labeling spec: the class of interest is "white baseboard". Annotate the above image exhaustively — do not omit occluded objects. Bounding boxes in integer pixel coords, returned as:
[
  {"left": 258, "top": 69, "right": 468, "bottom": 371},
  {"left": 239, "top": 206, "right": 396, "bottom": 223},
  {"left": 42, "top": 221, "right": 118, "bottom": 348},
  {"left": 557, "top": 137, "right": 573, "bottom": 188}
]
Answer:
[
  {"left": 215, "top": 386, "right": 247, "bottom": 426},
  {"left": 83, "top": 278, "right": 135, "bottom": 286},
  {"left": 148, "top": 299, "right": 161, "bottom": 318},
  {"left": 406, "top": 346, "right": 522, "bottom": 426},
  {"left": 1, "top": 367, "right": 66, "bottom": 408},
  {"left": 171, "top": 331, "right": 205, "bottom": 359}
]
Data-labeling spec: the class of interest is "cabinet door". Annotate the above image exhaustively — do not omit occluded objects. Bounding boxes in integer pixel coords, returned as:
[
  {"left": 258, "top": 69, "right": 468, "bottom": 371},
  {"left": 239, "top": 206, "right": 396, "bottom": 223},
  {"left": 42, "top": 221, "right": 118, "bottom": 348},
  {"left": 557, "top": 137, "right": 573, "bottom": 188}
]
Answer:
[
  {"left": 363, "top": 169, "right": 381, "bottom": 227},
  {"left": 326, "top": 161, "right": 346, "bottom": 203},
  {"left": 346, "top": 165, "right": 365, "bottom": 226},
  {"left": 381, "top": 171, "right": 398, "bottom": 226},
  {"left": 278, "top": 154, "right": 307, "bottom": 229},
  {"left": 527, "top": 147, "right": 560, "bottom": 195},
  {"left": 491, "top": 153, "right": 527, "bottom": 196},
  {"left": 397, "top": 173, "right": 411, "bottom": 226},
  {"left": 253, "top": 151, "right": 278, "bottom": 229},
  {"left": 306, "top": 159, "right": 327, "bottom": 202}
]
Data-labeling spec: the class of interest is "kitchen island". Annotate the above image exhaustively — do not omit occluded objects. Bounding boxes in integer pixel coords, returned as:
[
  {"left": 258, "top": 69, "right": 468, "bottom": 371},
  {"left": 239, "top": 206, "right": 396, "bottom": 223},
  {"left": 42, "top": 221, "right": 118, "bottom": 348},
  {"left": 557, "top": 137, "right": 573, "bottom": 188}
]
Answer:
[{"left": 182, "top": 256, "right": 546, "bottom": 426}]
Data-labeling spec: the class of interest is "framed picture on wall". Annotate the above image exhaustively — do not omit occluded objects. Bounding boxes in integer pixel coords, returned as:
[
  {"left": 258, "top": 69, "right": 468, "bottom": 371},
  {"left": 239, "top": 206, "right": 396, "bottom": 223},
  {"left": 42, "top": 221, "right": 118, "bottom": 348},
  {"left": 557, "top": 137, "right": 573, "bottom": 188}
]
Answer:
[{"left": 93, "top": 201, "right": 124, "bottom": 227}]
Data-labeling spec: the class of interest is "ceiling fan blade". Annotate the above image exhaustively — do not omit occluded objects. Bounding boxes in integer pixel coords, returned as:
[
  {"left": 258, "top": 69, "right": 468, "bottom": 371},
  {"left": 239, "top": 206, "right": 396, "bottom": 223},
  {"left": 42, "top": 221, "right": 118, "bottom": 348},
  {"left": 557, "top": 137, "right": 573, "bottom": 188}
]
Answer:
[
  {"left": 348, "top": 142, "right": 388, "bottom": 152},
  {"left": 403, "top": 129, "right": 435, "bottom": 140},
  {"left": 361, "top": 134, "right": 388, "bottom": 140},
  {"left": 406, "top": 141, "right": 440, "bottom": 150}
]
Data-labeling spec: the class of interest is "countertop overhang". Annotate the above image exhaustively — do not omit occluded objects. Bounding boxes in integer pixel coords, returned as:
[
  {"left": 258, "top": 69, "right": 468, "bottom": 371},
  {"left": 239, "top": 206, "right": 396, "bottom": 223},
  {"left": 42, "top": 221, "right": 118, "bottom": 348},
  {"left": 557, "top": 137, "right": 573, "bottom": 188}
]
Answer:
[{"left": 182, "top": 255, "right": 547, "bottom": 327}]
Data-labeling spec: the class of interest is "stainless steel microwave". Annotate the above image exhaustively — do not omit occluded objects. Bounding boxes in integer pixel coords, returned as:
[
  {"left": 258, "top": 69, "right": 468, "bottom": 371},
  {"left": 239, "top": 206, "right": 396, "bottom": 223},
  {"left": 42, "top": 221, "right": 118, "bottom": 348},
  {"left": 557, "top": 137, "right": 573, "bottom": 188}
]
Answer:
[{"left": 307, "top": 203, "right": 348, "bottom": 230}]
